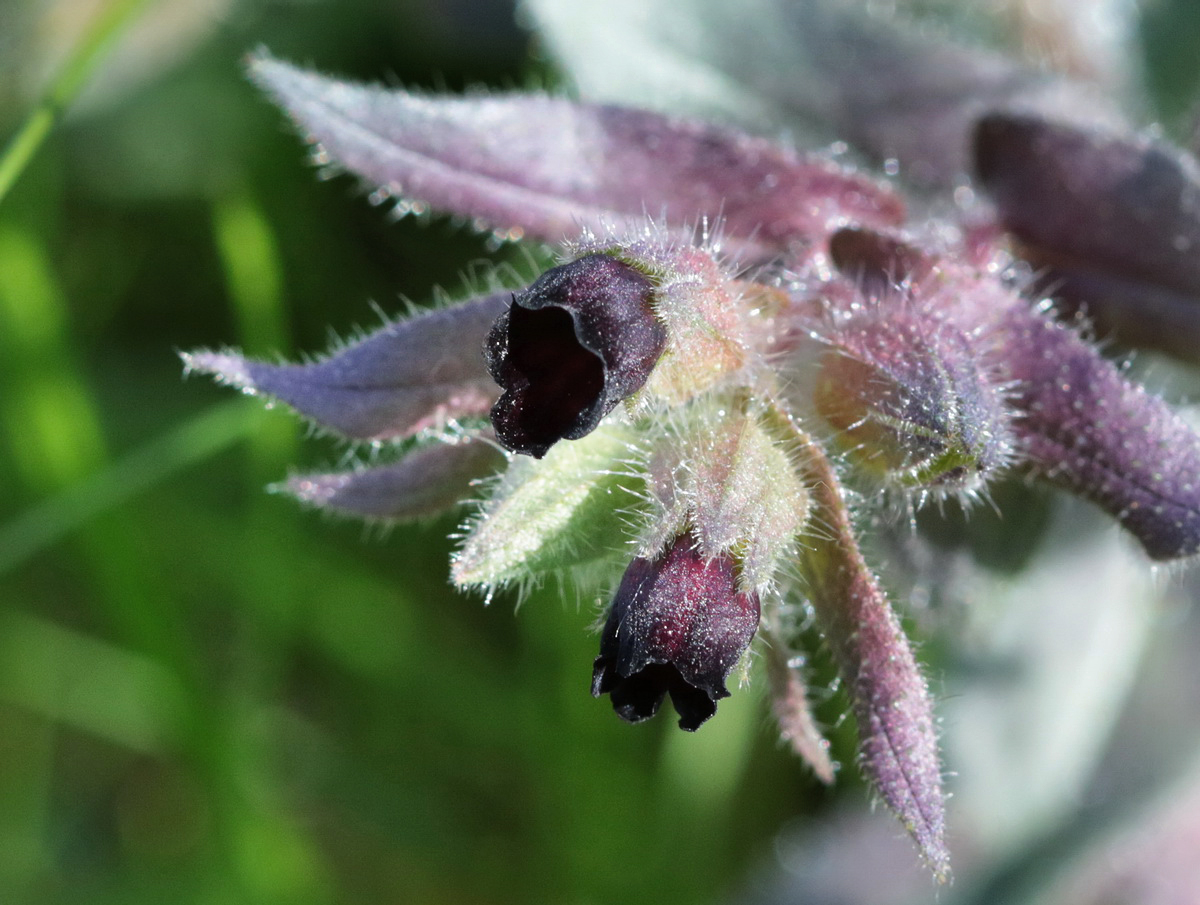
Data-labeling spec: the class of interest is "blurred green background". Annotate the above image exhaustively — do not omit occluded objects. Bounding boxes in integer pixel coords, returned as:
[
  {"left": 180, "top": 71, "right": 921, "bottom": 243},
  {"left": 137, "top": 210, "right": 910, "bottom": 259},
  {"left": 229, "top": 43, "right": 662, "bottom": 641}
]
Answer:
[
  {"left": 0, "top": 2, "right": 839, "bottom": 903},
  {"left": 4, "top": 1, "right": 1200, "bottom": 904}
]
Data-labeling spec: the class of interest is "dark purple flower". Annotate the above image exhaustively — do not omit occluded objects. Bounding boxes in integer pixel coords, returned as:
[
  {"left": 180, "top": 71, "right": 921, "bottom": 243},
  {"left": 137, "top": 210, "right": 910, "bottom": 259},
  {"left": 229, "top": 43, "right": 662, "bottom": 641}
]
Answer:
[
  {"left": 591, "top": 531, "right": 760, "bottom": 731},
  {"left": 485, "top": 253, "right": 666, "bottom": 458}
]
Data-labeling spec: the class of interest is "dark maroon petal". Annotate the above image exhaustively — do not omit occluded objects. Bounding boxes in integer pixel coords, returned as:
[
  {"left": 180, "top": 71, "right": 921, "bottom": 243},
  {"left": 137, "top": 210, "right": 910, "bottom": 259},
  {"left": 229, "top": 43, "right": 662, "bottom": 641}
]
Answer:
[
  {"left": 486, "top": 254, "right": 665, "bottom": 458},
  {"left": 184, "top": 291, "right": 507, "bottom": 442},
  {"left": 248, "top": 51, "right": 904, "bottom": 258},
  {"left": 999, "top": 306, "right": 1200, "bottom": 561},
  {"left": 591, "top": 532, "right": 760, "bottom": 732},
  {"left": 282, "top": 437, "right": 503, "bottom": 521},
  {"left": 975, "top": 113, "right": 1200, "bottom": 359}
]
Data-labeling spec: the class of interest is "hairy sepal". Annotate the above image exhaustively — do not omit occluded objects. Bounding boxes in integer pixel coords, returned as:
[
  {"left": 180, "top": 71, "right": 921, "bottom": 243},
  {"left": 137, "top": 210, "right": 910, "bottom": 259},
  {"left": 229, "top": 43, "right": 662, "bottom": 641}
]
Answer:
[
  {"left": 571, "top": 231, "right": 758, "bottom": 406},
  {"left": 644, "top": 395, "right": 809, "bottom": 594},
  {"left": 812, "top": 298, "right": 1013, "bottom": 498}
]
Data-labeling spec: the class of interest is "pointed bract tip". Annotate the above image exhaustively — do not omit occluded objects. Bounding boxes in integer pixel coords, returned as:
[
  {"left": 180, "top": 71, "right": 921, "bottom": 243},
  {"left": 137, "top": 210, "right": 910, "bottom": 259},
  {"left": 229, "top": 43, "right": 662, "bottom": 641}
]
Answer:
[
  {"left": 280, "top": 439, "right": 503, "bottom": 522},
  {"left": 180, "top": 349, "right": 255, "bottom": 391}
]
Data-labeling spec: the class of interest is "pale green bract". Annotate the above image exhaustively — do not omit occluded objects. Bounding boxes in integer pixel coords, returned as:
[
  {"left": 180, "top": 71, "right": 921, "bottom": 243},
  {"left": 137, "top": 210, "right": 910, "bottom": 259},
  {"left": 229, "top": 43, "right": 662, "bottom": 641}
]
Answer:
[{"left": 452, "top": 423, "right": 645, "bottom": 588}]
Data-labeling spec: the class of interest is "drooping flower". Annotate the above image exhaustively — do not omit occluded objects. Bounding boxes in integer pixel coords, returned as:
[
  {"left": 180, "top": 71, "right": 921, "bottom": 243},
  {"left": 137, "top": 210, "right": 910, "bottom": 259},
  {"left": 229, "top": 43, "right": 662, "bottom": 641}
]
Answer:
[
  {"left": 591, "top": 529, "right": 761, "bottom": 731},
  {"left": 185, "top": 6, "right": 1200, "bottom": 881}
]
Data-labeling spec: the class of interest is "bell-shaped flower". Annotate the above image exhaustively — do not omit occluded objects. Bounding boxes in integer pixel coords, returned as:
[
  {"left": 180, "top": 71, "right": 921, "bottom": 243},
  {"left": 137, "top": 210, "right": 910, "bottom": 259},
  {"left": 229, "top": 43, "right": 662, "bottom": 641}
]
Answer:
[
  {"left": 485, "top": 253, "right": 665, "bottom": 458},
  {"left": 590, "top": 529, "right": 761, "bottom": 731}
]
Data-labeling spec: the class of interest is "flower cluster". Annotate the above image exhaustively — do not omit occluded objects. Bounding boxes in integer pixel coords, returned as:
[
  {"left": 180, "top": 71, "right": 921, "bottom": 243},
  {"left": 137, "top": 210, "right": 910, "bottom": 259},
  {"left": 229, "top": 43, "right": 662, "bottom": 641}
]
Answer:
[{"left": 184, "top": 7, "right": 1200, "bottom": 880}]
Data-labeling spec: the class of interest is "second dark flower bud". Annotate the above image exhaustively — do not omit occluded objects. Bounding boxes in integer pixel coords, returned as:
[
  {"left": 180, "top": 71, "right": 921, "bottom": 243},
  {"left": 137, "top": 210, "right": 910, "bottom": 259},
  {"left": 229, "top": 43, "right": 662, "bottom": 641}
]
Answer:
[
  {"left": 591, "top": 531, "right": 761, "bottom": 731},
  {"left": 485, "top": 254, "right": 667, "bottom": 458}
]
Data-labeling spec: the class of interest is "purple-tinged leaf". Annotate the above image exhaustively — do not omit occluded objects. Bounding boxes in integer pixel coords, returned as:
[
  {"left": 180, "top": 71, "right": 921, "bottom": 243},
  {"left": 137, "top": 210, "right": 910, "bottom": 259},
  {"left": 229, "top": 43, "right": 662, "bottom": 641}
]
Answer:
[
  {"left": 761, "top": 624, "right": 836, "bottom": 784},
  {"left": 976, "top": 113, "right": 1200, "bottom": 360},
  {"left": 248, "top": 51, "right": 904, "bottom": 258},
  {"left": 773, "top": 410, "right": 949, "bottom": 881},
  {"left": 528, "top": 0, "right": 1124, "bottom": 187},
  {"left": 999, "top": 305, "right": 1200, "bottom": 561},
  {"left": 282, "top": 437, "right": 503, "bottom": 521},
  {"left": 182, "top": 291, "right": 507, "bottom": 442},
  {"left": 976, "top": 113, "right": 1200, "bottom": 297}
]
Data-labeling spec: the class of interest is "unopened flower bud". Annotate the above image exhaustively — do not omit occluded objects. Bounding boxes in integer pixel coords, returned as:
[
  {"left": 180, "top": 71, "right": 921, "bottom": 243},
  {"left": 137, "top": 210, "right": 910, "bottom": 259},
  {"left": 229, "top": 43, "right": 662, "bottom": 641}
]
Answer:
[
  {"left": 485, "top": 254, "right": 666, "bottom": 458},
  {"left": 813, "top": 312, "right": 1010, "bottom": 494},
  {"left": 591, "top": 531, "right": 760, "bottom": 731}
]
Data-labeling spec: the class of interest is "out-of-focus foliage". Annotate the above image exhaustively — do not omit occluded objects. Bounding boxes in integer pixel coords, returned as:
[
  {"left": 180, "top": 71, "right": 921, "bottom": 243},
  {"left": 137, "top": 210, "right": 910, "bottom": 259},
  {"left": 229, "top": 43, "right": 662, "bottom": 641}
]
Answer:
[{"left": 3, "top": 1, "right": 1200, "bottom": 904}]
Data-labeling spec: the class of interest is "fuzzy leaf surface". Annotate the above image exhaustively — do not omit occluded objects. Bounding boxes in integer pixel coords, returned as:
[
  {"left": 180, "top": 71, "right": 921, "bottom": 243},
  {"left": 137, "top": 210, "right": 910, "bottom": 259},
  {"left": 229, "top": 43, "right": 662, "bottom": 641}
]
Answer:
[
  {"left": 644, "top": 400, "right": 809, "bottom": 592},
  {"left": 249, "top": 51, "right": 903, "bottom": 258},
  {"left": 183, "top": 291, "right": 507, "bottom": 442},
  {"left": 775, "top": 411, "right": 949, "bottom": 880},
  {"left": 526, "top": 0, "right": 1122, "bottom": 186},
  {"left": 999, "top": 305, "right": 1200, "bottom": 561},
  {"left": 452, "top": 423, "right": 644, "bottom": 588}
]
